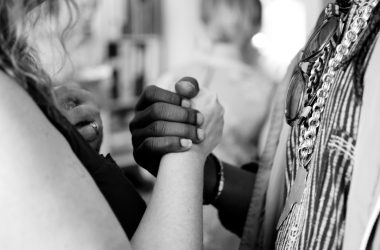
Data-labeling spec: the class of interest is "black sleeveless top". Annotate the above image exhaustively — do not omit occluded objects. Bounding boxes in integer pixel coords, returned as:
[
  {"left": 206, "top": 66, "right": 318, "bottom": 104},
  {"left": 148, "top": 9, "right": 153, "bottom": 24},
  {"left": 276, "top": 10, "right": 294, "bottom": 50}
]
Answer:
[{"left": 19, "top": 75, "right": 146, "bottom": 239}]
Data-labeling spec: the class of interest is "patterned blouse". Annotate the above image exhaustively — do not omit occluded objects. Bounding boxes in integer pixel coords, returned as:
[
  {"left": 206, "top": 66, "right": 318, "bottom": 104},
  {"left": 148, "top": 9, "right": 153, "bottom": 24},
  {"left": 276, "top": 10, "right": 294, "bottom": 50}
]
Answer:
[
  {"left": 276, "top": 3, "right": 380, "bottom": 249},
  {"left": 277, "top": 62, "right": 361, "bottom": 249}
]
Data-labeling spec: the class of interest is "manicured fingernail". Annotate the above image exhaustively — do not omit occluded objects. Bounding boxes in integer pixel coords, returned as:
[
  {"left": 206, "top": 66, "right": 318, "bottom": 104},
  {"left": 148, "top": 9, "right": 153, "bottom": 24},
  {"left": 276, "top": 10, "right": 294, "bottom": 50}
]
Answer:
[
  {"left": 180, "top": 139, "right": 193, "bottom": 148},
  {"left": 181, "top": 99, "right": 191, "bottom": 108},
  {"left": 197, "top": 112, "right": 204, "bottom": 126},
  {"left": 197, "top": 129, "right": 205, "bottom": 141}
]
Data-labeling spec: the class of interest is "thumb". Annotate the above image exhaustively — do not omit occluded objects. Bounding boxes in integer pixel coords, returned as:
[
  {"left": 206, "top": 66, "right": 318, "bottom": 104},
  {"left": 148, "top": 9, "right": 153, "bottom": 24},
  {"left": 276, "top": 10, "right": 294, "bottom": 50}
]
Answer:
[{"left": 175, "top": 77, "right": 200, "bottom": 99}]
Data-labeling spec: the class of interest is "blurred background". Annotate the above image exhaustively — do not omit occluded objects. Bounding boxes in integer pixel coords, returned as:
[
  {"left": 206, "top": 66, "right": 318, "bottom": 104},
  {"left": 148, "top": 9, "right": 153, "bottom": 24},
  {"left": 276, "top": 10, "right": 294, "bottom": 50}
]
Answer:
[{"left": 33, "top": 0, "right": 330, "bottom": 249}]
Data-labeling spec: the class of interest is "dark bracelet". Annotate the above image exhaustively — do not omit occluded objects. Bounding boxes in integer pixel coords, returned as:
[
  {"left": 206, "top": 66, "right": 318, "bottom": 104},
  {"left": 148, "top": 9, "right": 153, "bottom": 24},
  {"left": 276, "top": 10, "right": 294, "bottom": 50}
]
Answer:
[{"left": 203, "top": 154, "right": 225, "bottom": 205}]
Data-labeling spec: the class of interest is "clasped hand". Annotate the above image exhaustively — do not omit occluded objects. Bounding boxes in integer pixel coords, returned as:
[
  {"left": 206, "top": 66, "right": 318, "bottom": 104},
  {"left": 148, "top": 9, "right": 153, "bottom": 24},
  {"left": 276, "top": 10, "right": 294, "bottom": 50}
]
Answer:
[{"left": 130, "top": 77, "right": 224, "bottom": 176}]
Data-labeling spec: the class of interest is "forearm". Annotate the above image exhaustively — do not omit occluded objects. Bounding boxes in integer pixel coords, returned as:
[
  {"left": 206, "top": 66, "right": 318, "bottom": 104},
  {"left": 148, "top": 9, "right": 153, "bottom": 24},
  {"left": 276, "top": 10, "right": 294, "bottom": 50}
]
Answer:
[
  {"left": 132, "top": 152, "right": 204, "bottom": 250},
  {"left": 204, "top": 156, "right": 256, "bottom": 236},
  {"left": 216, "top": 163, "right": 256, "bottom": 236}
]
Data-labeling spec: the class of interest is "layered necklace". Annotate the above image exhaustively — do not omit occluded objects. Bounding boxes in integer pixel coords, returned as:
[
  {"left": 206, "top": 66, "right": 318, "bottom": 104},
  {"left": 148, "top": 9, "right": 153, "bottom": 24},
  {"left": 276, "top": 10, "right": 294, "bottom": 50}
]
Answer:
[
  {"left": 296, "top": 0, "right": 379, "bottom": 171},
  {"left": 277, "top": 0, "right": 379, "bottom": 247}
]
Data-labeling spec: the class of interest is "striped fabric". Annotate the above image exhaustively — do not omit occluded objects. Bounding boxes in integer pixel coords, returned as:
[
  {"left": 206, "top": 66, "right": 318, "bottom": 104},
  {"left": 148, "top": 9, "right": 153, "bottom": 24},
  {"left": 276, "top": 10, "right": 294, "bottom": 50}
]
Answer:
[{"left": 276, "top": 62, "right": 362, "bottom": 249}]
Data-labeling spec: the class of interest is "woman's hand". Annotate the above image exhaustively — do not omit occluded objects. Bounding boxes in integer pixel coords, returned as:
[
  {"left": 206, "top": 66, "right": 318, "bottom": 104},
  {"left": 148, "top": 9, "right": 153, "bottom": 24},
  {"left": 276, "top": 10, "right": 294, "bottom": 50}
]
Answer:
[
  {"left": 132, "top": 78, "right": 223, "bottom": 250},
  {"left": 185, "top": 84, "right": 224, "bottom": 160},
  {"left": 53, "top": 84, "right": 103, "bottom": 152}
]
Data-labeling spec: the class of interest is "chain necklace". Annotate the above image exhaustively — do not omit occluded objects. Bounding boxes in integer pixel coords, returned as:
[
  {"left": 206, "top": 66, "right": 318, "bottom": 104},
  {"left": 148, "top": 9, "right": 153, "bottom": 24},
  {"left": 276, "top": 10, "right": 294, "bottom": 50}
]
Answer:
[
  {"left": 297, "top": 0, "right": 379, "bottom": 170},
  {"left": 276, "top": 2, "right": 380, "bottom": 246}
]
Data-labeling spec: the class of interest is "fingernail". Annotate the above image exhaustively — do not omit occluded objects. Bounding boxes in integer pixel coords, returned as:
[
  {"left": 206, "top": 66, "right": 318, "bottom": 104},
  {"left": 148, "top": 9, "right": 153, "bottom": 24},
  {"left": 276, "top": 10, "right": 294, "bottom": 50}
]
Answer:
[
  {"left": 180, "top": 80, "right": 196, "bottom": 92},
  {"left": 179, "top": 77, "right": 199, "bottom": 92},
  {"left": 181, "top": 99, "right": 191, "bottom": 108},
  {"left": 197, "top": 112, "right": 204, "bottom": 126},
  {"left": 197, "top": 129, "right": 205, "bottom": 141},
  {"left": 175, "top": 78, "right": 199, "bottom": 98},
  {"left": 180, "top": 139, "right": 193, "bottom": 148}
]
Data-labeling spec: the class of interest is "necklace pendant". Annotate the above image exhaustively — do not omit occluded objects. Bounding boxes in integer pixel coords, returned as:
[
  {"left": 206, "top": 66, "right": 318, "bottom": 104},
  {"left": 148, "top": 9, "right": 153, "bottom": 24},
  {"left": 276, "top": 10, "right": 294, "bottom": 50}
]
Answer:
[
  {"left": 276, "top": 165, "right": 308, "bottom": 229},
  {"left": 300, "top": 154, "right": 313, "bottom": 171}
]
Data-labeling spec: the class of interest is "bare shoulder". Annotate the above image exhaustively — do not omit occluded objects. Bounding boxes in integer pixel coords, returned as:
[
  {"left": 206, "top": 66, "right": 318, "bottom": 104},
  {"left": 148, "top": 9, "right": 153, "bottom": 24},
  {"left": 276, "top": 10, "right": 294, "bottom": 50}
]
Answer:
[
  {"left": 0, "top": 72, "right": 130, "bottom": 249},
  {"left": 0, "top": 71, "right": 71, "bottom": 160},
  {"left": 0, "top": 71, "right": 87, "bottom": 201}
]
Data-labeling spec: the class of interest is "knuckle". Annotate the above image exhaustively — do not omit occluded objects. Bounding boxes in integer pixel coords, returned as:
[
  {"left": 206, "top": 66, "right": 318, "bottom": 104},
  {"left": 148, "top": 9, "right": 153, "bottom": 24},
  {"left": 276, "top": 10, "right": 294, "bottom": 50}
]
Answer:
[
  {"left": 150, "top": 121, "right": 164, "bottom": 135},
  {"left": 168, "top": 92, "right": 180, "bottom": 104},
  {"left": 145, "top": 85, "right": 158, "bottom": 100},
  {"left": 151, "top": 103, "right": 159, "bottom": 115},
  {"left": 186, "top": 107, "right": 197, "bottom": 120},
  {"left": 187, "top": 126, "right": 196, "bottom": 138},
  {"left": 142, "top": 138, "right": 155, "bottom": 151},
  {"left": 161, "top": 137, "right": 174, "bottom": 149},
  {"left": 145, "top": 85, "right": 155, "bottom": 92},
  {"left": 184, "top": 109, "right": 192, "bottom": 122},
  {"left": 151, "top": 103, "right": 165, "bottom": 118},
  {"left": 169, "top": 94, "right": 178, "bottom": 104}
]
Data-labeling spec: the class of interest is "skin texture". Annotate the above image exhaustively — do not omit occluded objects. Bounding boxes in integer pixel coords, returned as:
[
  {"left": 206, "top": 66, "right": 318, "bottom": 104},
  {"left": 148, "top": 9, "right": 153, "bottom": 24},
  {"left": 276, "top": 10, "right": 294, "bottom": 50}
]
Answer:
[
  {"left": 132, "top": 80, "right": 224, "bottom": 250},
  {"left": 130, "top": 77, "right": 256, "bottom": 235},
  {"left": 0, "top": 72, "right": 129, "bottom": 250},
  {"left": 130, "top": 78, "right": 205, "bottom": 176},
  {"left": 0, "top": 70, "right": 224, "bottom": 249}
]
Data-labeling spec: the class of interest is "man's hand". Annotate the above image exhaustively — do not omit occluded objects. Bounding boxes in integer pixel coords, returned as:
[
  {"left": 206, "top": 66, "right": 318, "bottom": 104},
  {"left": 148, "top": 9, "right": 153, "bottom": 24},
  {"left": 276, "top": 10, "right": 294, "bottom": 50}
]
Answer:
[
  {"left": 54, "top": 84, "right": 103, "bottom": 152},
  {"left": 130, "top": 77, "right": 204, "bottom": 176}
]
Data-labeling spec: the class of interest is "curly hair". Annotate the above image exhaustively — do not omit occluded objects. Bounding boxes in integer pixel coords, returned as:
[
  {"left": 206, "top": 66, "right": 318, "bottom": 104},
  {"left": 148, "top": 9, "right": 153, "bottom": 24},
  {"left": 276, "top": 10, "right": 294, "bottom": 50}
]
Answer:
[{"left": 0, "top": 0, "right": 76, "bottom": 98}]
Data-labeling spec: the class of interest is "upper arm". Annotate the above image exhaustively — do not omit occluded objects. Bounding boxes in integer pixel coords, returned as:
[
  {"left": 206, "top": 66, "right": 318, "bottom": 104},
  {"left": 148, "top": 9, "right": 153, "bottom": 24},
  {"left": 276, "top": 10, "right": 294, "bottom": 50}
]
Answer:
[{"left": 0, "top": 73, "right": 130, "bottom": 250}]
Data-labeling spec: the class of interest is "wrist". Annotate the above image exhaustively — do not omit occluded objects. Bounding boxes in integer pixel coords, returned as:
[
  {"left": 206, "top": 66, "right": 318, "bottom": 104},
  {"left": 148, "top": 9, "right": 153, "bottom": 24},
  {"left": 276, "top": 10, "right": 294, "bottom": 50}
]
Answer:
[{"left": 162, "top": 151, "right": 206, "bottom": 170}]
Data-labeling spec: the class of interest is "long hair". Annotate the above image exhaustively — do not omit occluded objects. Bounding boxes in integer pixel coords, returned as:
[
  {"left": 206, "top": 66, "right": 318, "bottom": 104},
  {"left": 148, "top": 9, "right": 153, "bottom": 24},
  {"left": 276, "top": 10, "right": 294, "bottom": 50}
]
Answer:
[{"left": 0, "top": 0, "right": 76, "bottom": 98}]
